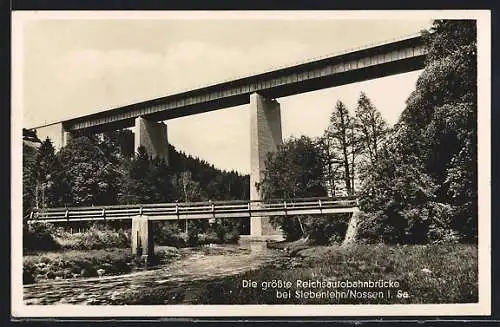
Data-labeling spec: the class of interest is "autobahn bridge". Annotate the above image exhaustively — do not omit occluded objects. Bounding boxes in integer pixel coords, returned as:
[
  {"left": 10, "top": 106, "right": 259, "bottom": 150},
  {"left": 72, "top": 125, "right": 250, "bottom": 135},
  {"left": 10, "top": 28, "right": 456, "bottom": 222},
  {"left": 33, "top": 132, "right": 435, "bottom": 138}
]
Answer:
[
  {"left": 29, "top": 32, "right": 427, "bottom": 237},
  {"left": 28, "top": 197, "right": 359, "bottom": 259}
]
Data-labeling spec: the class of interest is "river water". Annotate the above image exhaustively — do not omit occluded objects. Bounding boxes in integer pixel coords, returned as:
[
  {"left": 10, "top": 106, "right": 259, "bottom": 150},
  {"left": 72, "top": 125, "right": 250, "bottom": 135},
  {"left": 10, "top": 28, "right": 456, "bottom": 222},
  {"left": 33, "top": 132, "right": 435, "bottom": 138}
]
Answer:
[{"left": 23, "top": 242, "right": 286, "bottom": 305}]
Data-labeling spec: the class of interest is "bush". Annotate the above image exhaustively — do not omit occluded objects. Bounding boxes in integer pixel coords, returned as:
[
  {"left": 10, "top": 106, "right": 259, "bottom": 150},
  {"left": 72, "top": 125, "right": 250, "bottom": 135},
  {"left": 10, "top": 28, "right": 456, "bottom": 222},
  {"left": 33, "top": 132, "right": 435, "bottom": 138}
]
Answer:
[
  {"left": 223, "top": 230, "right": 240, "bottom": 243},
  {"left": 198, "top": 232, "right": 219, "bottom": 244},
  {"left": 269, "top": 216, "right": 303, "bottom": 241},
  {"left": 198, "top": 231, "right": 240, "bottom": 245},
  {"left": 80, "top": 265, "right": 97, "bottom": 277},
  {"left": 154, "top": 222, "right": 187, "bottom": 247},
  {"left": 427, "top": 225, "right": 460, "bottom": 244},
  {"left": 57, "top": 225, "right": 130, "bottom": 250},
  {"left": 302, "top": 214, "right": 350, "bottom": 245},
  {"left": 357, "top": 210, "right": 397, "bottom": 243},
  {"left": 270, "top": 214, "right": 350, "bottom": 244},
  {"left": 187, "top": 228, "right": 200, "bottom": 247},
  {"left": 212, "top": 219, "right": 240, "bottom": 244},
  {"left": 155, "top": 219, "right": 240, "bottom": 248},
  {"left": 357, "top": 201, "right": 461, "bottom": 244},
  {"left": 23, "top": 222, "right": 60, "bottom": 252},
  {"left": 23, "top": 261, "right": 36, "bottom": 284}
]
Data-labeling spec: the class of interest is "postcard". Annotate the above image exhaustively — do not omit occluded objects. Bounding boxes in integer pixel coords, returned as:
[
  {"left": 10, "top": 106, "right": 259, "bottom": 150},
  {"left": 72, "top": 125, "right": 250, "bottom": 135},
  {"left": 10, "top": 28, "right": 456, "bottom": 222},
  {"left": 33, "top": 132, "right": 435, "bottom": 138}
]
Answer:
[{"left": 11, "top": 10, "right": 491, "bottom": 318}]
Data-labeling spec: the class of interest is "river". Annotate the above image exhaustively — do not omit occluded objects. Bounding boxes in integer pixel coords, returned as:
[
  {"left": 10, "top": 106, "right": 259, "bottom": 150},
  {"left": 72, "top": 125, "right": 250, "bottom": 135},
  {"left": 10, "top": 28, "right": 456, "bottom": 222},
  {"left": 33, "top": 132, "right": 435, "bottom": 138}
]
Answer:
[{"left": 23, "top": 241, "right": 288, "bottom": 305}]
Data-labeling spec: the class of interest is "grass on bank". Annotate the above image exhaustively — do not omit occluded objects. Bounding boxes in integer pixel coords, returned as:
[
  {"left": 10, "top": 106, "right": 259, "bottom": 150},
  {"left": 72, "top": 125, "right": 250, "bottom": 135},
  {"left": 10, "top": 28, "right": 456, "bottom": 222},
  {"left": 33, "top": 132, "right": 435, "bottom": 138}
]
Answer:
[{"left": 113, "top": 243, "right": 478, "bottom": 305}]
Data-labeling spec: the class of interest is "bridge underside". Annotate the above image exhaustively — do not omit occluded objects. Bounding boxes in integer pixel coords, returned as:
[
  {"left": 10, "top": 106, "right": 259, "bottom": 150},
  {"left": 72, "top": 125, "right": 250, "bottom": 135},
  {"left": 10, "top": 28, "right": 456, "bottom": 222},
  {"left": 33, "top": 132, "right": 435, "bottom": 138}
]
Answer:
[{"left": 52, "top": 54, "right": 425, "bottom": 136}]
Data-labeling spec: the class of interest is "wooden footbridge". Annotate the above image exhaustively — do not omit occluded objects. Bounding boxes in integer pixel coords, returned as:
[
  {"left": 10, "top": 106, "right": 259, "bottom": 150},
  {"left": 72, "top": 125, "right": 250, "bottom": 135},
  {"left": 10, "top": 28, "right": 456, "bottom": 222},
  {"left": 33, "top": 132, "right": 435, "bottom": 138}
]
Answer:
[
  {"left": 28, "top": 197, "right": 359, "bottom": 260},
  {"left": 28, "top": 197, "right": 358, "bottom": 223}
]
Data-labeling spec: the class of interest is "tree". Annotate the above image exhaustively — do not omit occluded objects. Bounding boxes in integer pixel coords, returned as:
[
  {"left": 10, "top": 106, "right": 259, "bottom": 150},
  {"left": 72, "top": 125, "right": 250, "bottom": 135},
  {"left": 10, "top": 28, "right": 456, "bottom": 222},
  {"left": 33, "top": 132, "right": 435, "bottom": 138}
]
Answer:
[
  {"left": 58, "top": 136, "right": 120, "bottom": 206},
  {"left": 355, "top": 92, "right": 389, "bottom": 168},
  {"left": 357, "top": 144, "right": 439, "bottom": 244},
  {"left": 34, "top": 138, "right": 68, "bottom": 208},
  {"left": 149, "top": 157, "right": 175, "bottom": 203},
  {"left": 122, "top": 146, "right": 156, "bottom": 204},
  {"left": 257, "top": 136, "right": 327, "bottom": 240},
  {"left": 100, "top": 130, "right": 135, "bottom": 159},
  {"left": 206, "top": 174, "right": 225, "bottom": 200},
  {"left": 23, "top": 143, "right": 38, "bottom": 217},
  {"left": 402, "top": 20, "right": 477, "bottom": 241},
  {"left": 323, "top": 100, "right": 358, "bottom": 195},
  {"left": 357, "top": 20, "right": 477, "bottom": 243},
  {"left": 168, "top": 143, "right": 250, "bottom": 201},
  {"left": 174, "top": 171, "right": 206, "bottom": 202},
  {"left": 122, "top": 146, "right": 175, "bottom": 204},
  {"left": 257, "top": 136, "right": 327, "bottom": 201}
]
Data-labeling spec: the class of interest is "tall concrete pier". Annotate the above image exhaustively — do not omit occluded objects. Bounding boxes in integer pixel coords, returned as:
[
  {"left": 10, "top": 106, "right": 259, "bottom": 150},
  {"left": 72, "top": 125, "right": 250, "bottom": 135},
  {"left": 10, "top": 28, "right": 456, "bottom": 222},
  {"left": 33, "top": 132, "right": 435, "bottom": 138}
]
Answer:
[
  {"left": 249, "top": 92, "right": 283, "bottom": 236},
  {"left": 134, "top": 117, "right": 169, "bottom": 162},
  {"left": 34, "top": 117, "right": 170, "bottom": 164}
]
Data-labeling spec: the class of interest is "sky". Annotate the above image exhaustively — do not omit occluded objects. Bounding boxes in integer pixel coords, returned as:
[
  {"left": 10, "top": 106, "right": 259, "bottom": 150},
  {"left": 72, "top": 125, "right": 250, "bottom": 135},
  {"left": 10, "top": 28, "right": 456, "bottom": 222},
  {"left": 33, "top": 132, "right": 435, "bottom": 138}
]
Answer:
[{"left": 19, "top": 12, "right": 433, "bottom": 174}]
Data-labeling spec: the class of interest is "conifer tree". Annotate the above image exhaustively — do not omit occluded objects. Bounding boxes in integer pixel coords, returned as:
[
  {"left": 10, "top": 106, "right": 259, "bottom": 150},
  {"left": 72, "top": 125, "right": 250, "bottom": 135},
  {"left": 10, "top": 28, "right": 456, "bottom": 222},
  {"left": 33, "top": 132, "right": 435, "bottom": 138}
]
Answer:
[
  {"left": 34, "top": 138, "right": 68, "bottom": 208},
  {"left": 323, "top": 101, "right": 358, "bottom": 195},
  {"left": 355, "top": 92, "right": 389, "bottom": 168},
  {"left": 124, "top": 146, "right": 155, "bottom": 204},
  {"left": 23, "top": 143, "right": 38, "bottom": 217}
]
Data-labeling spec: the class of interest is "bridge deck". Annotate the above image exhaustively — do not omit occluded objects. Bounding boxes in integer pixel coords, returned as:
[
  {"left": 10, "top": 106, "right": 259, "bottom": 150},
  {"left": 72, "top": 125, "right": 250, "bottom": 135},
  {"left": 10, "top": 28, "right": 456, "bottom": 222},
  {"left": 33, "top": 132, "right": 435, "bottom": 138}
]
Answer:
[
  {"left": 30, "top": 34, "right": 426, "bottom": 133},
  {"left": 28, "top": 198, "right": 359, "bottom": 223}
]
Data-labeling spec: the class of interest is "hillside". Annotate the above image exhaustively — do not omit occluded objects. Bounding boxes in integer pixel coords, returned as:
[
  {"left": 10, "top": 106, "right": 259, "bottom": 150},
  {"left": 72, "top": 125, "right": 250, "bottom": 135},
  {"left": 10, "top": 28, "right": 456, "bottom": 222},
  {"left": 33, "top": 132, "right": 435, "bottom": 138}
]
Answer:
[{"left": 23, "top": 130, "right": 250, "bottom": 209}]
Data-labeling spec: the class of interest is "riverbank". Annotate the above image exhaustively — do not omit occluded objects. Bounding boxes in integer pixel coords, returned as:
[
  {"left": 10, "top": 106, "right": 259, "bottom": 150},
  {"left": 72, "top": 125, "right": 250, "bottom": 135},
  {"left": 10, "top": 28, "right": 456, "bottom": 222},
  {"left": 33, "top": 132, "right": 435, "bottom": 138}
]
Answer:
[
  {"left": 23, "top": 242, "right": 478, "bottom": 305},
  {"left": 22, "top": 222, "right": 242, "bottom": 285},
  {"left": 23, "top": 246, "right": 182, "bottom": 284},
  {"left": 23, "top": 243, "right": 277, "bottom": 305},
  {"left": 116, "top": 242, "right": 478, "bottom": 304}
]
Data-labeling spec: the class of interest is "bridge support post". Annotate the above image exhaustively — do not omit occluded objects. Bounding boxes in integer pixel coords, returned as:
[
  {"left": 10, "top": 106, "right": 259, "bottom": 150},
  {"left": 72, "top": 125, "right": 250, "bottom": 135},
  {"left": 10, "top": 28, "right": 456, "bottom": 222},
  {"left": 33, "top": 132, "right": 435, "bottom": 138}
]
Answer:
[
  {"left": 35, "top": 123, "right": 73, "bottom": 150},
  {"left": 134, "top": 116, "right": 169, "bottom": 163},
  {"left": 131, "top": 215, "right": 154, "bottom": 262},
  {"left": 250, "top": 93, "right": 282, "bottom": 237}
]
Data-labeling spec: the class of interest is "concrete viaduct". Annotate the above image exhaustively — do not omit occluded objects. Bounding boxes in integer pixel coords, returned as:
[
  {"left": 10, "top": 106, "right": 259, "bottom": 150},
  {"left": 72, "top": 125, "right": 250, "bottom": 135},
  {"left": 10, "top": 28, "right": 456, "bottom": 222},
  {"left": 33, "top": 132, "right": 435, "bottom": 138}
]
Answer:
[{"left": 30, "top": 34, "right": 427, "bottom": 237}]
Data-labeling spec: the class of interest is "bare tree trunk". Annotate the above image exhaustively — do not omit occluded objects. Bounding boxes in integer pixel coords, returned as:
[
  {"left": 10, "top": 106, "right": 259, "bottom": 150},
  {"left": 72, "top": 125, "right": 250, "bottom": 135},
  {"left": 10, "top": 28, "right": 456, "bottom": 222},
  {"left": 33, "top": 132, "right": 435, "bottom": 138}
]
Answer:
[
  {"left": 332, "top": 173, "right": 336, "bottom": 197},
  {"left": 350, "top": 125, "right": 356, "bottom": 194},
  {"left": 339, "top": 109, "right": 352, "bottom": 196},
  {"left": 297, "top": 216, "right": 305, "bottom": 237},
  {"left": 351, "top": 155, "right": 355, "bottom": 194},
  {"left": 343, "top": 155, "right": 351, "bottom": 195},
  {"left": 35, "top": 182, "right": 39, "bottom": 209}
]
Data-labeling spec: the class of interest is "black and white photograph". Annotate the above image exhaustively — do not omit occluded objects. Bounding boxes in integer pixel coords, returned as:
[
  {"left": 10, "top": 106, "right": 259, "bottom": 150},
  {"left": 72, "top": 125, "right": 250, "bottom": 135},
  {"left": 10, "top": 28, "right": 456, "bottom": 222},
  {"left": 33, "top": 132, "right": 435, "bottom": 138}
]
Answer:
[{"left": 11, "top": 10, "right": 491, "bottom": 317}]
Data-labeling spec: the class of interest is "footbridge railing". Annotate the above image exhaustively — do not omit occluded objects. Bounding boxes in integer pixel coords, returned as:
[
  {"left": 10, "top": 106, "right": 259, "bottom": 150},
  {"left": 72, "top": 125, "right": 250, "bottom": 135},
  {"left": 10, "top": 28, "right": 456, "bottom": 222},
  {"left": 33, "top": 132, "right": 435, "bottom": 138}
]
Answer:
[{"left": 28, "top": 197, "right": 359, "bottom": 224}]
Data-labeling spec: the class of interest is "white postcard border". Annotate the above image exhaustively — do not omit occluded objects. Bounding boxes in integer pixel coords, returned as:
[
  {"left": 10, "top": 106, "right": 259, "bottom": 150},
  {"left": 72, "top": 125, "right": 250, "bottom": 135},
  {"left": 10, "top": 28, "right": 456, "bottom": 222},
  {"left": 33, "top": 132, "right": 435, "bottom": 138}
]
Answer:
[{"left": 11, "top": 9, "right": 491, "bottom": 318}]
